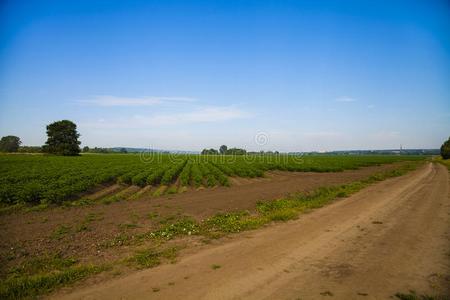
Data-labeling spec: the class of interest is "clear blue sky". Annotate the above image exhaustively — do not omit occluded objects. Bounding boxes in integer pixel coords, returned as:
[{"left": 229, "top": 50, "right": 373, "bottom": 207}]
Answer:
[{"left": 1, "top": 0, "right": 449, "bottom": 152}]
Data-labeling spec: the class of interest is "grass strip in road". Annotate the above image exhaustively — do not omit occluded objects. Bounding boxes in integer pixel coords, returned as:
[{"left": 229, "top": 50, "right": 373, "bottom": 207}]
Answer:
[{"left": 127, "top": 246, "right": 179, "bottom": 269}]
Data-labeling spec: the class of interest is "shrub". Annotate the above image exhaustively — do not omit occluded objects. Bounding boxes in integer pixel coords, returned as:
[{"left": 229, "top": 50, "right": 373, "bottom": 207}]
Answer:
[{"left": 440, "top": 137, "right": 450, "bottom": 160}]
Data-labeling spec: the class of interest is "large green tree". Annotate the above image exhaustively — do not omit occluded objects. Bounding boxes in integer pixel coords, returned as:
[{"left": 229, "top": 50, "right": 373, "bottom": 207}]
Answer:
[
  {"left": 0, "top": 135, "right": 21, "bottom": 152},
  {"left": 441, "top": 137, "right": 450, "bottom": 160},
  {"left": 219, "top": 145, "right": 228, "bottom": 154},
  {"left": 43, "top": 120, "right": 81, "bottom": 156}
]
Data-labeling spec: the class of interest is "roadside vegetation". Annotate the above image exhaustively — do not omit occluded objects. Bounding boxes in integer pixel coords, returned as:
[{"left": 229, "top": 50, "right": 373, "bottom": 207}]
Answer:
[
  {"left": 436, "top": 157, "right": 450, "bottom": 170},
  {"left": 440, "top": 136, "right": 450, "bottom": 160},
  {"left": 395, "top": 291, "right": 448, "bottom": 300}
]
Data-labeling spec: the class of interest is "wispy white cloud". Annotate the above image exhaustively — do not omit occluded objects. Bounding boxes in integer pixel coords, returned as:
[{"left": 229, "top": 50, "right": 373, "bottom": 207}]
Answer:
[
  {"left": 335, "top": 96, "right": 357, "bottom": 102},
  {"left": 78, "top": 95, "right": 197, "bottom": 106},
  {"left": 146, "top": 106, "right": 250, "bottom": 125},
  {"left": 81, "top": 106, "right": 251, "bottom": 129}
]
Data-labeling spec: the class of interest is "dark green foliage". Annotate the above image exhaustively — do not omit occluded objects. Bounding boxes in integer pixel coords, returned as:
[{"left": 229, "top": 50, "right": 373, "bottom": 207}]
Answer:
[
  {"left": 201, "top": 148, "right": 219, "bottom": 155},
  {"left": 440, "top": 136, "right": 450, "bottom": 159},
  {"left": 131, "top": 169, "right": 154, "bottom": 186},
  {"left": 161, "top": 160, "right": 187, "bottom": 185},
  {"left": 0, "top": 136, "right": 21, "bottom": 152},
  {"left": 147, "top": 165, "right": 170, "bottom": 185},
  {"left": 199, "top": 163, "right": 217, "bottom": 187},
  {"left": 219, "top": 145, "right": 228, "bottom": 154},
  {"left": 205, "top": 163, "right": 229, "bottom": 186},
  {"left": 202, "top": 146, "right": 247, "bottom": 155},
  {"left": 179, "top": 161, "right": 192, "bottom": 186},
  {"left": 190, "top": 163, "right": 203, "bottom": 187},
  {"left": 225, "top": 147, "right": 247, "bottom": 155},
  {"left": 43, "top": 120, "right": 81, "bottom": 156}
]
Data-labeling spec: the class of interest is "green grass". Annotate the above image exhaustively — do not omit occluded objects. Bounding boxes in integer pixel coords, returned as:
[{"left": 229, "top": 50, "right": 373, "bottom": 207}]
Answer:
[
  {"left": 6, "top": 254, "right": 77, "bottom": 278},
  {"left": 166, "top": 186, "right": 178, "bottom": 194},
  {"left": 118, "top": 223, "right": 140, "bottom": 230},
  {"left": 395, "top": 291, "right": 448, "bottom": 300},
  {"left": 50, "top": 225, "right": 71, "bottom": 240},
  {"left": 0, "top": 254, "right": 108, "bottom": 300},
  {"left": 0, "top": 265, "right": 106, "bottom": 300},
  {"left": 127, "top": 247, "right": 179, "bottom": 269},
  {"left": 142, "top": 217, "right": 200, "bottom": 240},
  {"left": 147, "top": 212, "right": 159, "bottom": 220},
  {"left": 75, "top": 212, "right": 104, "bottom": 232},
  {"left": 202, "top": 211, "right": 267, "bottom": 235}
]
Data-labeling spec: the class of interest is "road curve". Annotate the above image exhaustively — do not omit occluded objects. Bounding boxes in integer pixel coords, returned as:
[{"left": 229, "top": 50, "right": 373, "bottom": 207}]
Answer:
[{"left": 54, "top": 162, "right": 450, "bottom": 300}]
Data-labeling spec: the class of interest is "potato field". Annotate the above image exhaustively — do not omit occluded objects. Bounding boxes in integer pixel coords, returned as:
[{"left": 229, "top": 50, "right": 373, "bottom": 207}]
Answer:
[{"left": 0, "top": 154, "right": 424, "bottom": 205}]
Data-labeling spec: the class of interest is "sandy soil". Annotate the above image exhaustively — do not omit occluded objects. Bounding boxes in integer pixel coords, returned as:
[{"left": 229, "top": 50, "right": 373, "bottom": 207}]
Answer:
[{"left": 53, "top": 162, "right": 450, "bottom": 300}]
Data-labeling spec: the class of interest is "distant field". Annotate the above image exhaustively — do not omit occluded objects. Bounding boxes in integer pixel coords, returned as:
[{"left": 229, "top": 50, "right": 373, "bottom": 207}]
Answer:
[{"left": 0, "top": 154, "right": 425, "bottom": 205}]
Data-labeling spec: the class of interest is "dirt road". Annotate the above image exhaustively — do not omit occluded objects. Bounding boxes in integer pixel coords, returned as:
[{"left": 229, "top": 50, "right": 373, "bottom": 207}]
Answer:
[{"left": 55, "top": 163, "right": 450, "bottom": 300}]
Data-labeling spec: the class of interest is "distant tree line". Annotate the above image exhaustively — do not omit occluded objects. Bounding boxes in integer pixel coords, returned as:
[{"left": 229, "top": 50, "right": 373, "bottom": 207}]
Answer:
[
  {"left": 82, "top": 146, "right": 128, "bottom": 154},
  {"left": 18, "top": 146, "right": 42, "bottom": 153},
  {"left": 201, "top": 145, "right": 280, "bottom": 155},
  {"left": 201, "top": 145, "right": 247, "bottom": 155}
]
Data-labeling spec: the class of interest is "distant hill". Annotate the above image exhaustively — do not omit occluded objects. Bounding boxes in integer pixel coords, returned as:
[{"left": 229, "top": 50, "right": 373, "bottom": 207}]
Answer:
[{"left": 289, "top": 149, "right": 440, "bottom": 156}]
